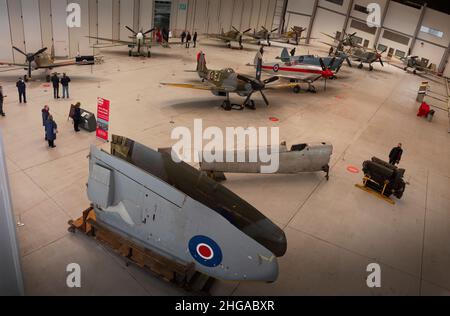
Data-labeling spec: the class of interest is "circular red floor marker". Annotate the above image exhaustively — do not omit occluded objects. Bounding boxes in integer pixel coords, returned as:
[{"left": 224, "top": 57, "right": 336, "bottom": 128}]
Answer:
[
  {"left": 347, "top": 166, "right": 360, "bottom": 173},
  {"left": 269, "top": 117, "right": 279, "bottom": 122},
  {"left": 42, "top": 84, "right": 50, "bottom": 88}
]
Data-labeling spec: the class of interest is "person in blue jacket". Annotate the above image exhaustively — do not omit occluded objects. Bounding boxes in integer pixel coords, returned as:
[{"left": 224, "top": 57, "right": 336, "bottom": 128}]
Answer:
[
  {"left": 45, "top": 114, "right": 58, "bottom": 148},
  {"left": 42, "top": 105, "right": 50, "bottom": 139}
]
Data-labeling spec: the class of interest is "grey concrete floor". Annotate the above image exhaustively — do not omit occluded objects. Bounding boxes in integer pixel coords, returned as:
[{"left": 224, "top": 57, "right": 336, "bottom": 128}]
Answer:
[{"left": 0, "top": 39, "right": 449, "bottom": 296}]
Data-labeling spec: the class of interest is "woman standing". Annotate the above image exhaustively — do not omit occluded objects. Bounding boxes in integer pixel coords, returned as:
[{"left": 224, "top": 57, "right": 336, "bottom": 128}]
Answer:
[
  {"left": 73, "top": 102, "right": 81, "bottom": 132},
  {"left": 45, "top": 115, "right": 58, "bottom": 148}
]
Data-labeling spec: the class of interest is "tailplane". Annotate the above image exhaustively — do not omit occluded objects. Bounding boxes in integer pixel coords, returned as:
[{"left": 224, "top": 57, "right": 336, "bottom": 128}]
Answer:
[{"left": 280, "top": 48, "right": 291, "bottom": 62}]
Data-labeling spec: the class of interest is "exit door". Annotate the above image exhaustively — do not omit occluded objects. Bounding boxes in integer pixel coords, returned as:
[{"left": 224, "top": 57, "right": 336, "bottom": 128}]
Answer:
[{"left": 154, "top": 1, "right": 172, "bottom": 31}]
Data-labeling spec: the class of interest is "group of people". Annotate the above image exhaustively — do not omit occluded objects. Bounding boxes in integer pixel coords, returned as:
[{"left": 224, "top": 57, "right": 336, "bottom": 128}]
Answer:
[
  {"left": 180, "top": 31, "right": 198, "bottom": 48},
  {"left": 40, "top": 102, "right": 81, "bottom": 148},
  {"left": 51, "top": 73, "right": 71, "bottom": 99}
]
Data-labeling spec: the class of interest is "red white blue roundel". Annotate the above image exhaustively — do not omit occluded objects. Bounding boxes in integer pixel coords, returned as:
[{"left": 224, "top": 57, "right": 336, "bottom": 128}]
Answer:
[
  {"left": 189, "top": 236, "right": 223, "bottom": 267},
  {"left": 273, "top": 64, "right": 280, "bottom": 72}
]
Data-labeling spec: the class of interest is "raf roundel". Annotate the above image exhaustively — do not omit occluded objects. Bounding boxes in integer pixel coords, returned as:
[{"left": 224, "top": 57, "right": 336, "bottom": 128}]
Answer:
[
  {"left": 273, "top": 64, "right": 280, "bottom": 72},
  {"left": 189, "top": 236, "right": 223, "bottom": 267}
]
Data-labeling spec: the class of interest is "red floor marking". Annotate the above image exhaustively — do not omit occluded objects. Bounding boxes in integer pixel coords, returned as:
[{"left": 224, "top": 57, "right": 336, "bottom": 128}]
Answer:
[
  {"left": 42, "top": 84, "right": 50, "bottom": 87},
  {"left": 269, "top": 117, "right": 279, "bottom": 122},
  {"left": 347, "top": 166, "right": 360, "bottom": 173}
]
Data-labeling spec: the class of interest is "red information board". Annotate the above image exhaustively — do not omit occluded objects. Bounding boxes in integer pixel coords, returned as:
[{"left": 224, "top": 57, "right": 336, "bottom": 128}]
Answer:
[{"left": 96, "top": 97, "right": 110, "bottom": 141}]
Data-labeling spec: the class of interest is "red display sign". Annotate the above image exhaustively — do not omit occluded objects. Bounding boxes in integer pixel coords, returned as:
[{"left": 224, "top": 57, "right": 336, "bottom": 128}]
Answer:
[{"left": 96, "top": 97, "right": 110, "bottom": 141}]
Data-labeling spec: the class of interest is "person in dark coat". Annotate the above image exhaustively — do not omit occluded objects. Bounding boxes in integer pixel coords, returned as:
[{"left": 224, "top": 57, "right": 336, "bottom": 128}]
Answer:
[
  {"left": 186, "top": 32, "right": 192, "bottom": 48},
  {"left": 16, "top": 78, "right": 26, "bottom": 103},
  {"left": 389, "top": 143, "right": 403, "bottom": 165},
  {"left": 193, "top": 32, "right": 198, "bottom": 48},
  {"left": 181, "top": 31, "right": 186, "bottom": 44},
  {"left": 42, "top": 105, "right": 50, "bottom": 139},
  {"left": 0, "top": 86, "right": 6, "bottom": 116},
  {"left": 290, "top": 47, "right": 296, "bottom": 57},
  {"left": 51, "top": 73, "right": 60, "bottom": 99},
  {"left": 45, "top": 114, "right": 58, "bottom": 148},
  {"left": 73, "top": 102, "right": 81, "bottom": 132},
  {"left": 61, "top": 73, "right": 71, "bottom": 99}
]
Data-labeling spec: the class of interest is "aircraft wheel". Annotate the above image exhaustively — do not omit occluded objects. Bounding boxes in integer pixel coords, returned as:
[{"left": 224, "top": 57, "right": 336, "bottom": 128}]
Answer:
[
  {"left": 245, "top": 100, "right": 256, "bottom": 110},
  {"left": 403, "top": 67, "right": 407, "bottom": 71},
  {"left": 227, "top": 43, "right": 231, "bottom": 48},
  {"left": 24, "top": 75, "right": 28, "bottom": 82},
  {"left": 147, "top": 51, "right": 151, "bottom": 58},
  {"left": 358, "top": 64, "right": 363, "bottom": 69},
  {"left": 239, "top": 45, "right": 243, "bottom": 50},
  {"left": 293, "top": 85, "right": 301, "bottom": 94},
  {"left": 369, "top": 65, "right": 374, "bottom": 71},
  {"left": 129, "top": 50, "right": 132, "bottom": 57},
  {"left": 222, "top": 100, "right": 232, "bottom": 111},
  {"left": 413, "top": 70, "right": 417, "bottom": 75}
]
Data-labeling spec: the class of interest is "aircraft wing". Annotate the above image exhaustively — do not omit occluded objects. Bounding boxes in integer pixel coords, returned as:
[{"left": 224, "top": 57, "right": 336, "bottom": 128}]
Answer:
[
  {"left": 0, "top": 61, "right": 28, "bottom": 67},
  {"left": 321, "top": 32, "right": 337, "bottom": 41},
  {"left": 160, "top": 83, "right": 235, "bottom": 93},
  {"left": 273, "top": 74, "right": 322, "bottom": 83},
  {"left": 264, "top": 82, "right": 301, "bottom": 90},
  {"left": 87, "top": 36, "right": 135, "bottom": 46}
]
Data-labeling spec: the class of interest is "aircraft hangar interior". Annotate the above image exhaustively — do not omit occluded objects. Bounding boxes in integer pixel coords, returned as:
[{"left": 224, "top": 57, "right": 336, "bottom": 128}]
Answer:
[{"left": 0, "top": 0, "right": 449, "bottom": 301}]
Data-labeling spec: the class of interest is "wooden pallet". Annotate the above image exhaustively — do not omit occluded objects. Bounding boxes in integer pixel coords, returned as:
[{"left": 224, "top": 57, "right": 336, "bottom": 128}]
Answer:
[{"left": 68, "top": 207, "right": 215, "bottom": 294}]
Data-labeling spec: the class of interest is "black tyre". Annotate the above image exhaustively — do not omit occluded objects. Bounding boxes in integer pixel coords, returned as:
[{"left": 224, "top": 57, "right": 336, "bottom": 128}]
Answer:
[{"left": 293, "top": 85, "right": 301, "bottom": 94}]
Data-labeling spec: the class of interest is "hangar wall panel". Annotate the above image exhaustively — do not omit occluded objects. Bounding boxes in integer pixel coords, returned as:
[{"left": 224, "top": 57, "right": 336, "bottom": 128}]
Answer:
[
  {"left": 98, "top": 0, "right": 113, "bottom": 43},
  {"left": 249, "top": 0, "right": 261, "bottom": 31},
  {"left": 219, "top": 0, "right": 233, "bottom": 32},
  {"left": 206, "top": 0, "right": 220, "bottom": 34},
  {"left": 258, "top": 0, "right": 269, "bottom": 30},
  {"left": 186, "top": 0, "right": 195, "bottom": 32},
  {"left": 418, "top": 8, "right": 450, "bottom": 47},
  {"left": 231, "top": 0, "right": 244, "bottom": 31},
  {"left": 7, "top": 0, "right": 26, "bottom": 62},
  {"left": 39, "top": 0, "right": 54, "bottom": 53},
  {"left": 240, "top": 0, "right": 253, "bottom": 31},
  {"left": 286, "top": 13, "right": 311, "bottom": 31},
  {"left": 377, "top": 30, "right": 410, "bottom": 56},
  {"left": 51, "top": 0, "right": 70, "bottom": 57},
  {"left": 318, "top": 0, "right": 351, "bottom": 15},
  {"left": 312, "top": 7, "right": 346, "bottom": 42},
  {"left": 383, "top": 1, "right": 420, "bottom": 37},
  {"left": 88, "top": 0, "right": 98, "bottom": 46},
  {"left": 287, "top": 0, "right": 315, "bottom": 15},
  {"left": 193, "top": 0, "right": 208, "bottom": 33},
  {"left": 139, "top": 0, "right": 154, "bottom": 32},
  {"left": 120, "top": 0, "right": 135, "bottom": 40},
  {"left": 69, "top": 0, "right": 91, "bottom": 57},
  {"left": 173, "top": 0, "right": 188, "bottom": 33},
  {"left": 112, "top": 0, "right": 121, "bottom": 40},
  {"left": 346, "top": 18, "right": 376, "bottom": 48},
  {"left": 21, "top": 0, "right": 43, "bottom": 53},
  {"left": 0, "top": 0, "right": 13, "bottom": 61},
  {"left": 350, "top": 0, "right": 388, "bottom": 23}
]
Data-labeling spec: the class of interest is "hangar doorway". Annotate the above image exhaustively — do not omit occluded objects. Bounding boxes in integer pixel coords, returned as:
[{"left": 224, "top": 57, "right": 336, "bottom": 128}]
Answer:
[{"left": 154, "top": 0, "right": 172, "bottom": 31}]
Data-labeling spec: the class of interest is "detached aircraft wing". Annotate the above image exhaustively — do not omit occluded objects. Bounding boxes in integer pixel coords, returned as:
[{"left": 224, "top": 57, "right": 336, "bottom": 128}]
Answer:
[
  {"left": 160, "top": 82, "right": 236, "bottom": 93},
  {"left": 274, "top": 73, "right": 323, "bottom": 83},
  {"left": 87, "top": 36, "right": 136, "bottom": 46}
]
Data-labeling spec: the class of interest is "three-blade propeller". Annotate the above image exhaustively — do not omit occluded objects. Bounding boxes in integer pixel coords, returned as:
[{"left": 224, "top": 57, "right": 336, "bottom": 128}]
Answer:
[
  {"left": 13, "top": 46, "right": 48, "bottom": 78},
  {"left": 319, "top": 57, "right": 336, "bottom": 91}
]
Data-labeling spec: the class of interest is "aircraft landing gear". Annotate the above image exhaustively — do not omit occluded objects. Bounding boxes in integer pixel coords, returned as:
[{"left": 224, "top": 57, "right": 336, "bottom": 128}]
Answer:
[
  {"left": 413, "top": 70, "right": 417, "bottom": 75},
  {"left": 323, "top": 165, "right": 330, "bottom": 181},
  {"left": 369, "top": 65, "right": 374, "bottom": 71},
  {"left": 358, "top": 63, "right": 363, "bottom": 69},
  {"left": 293, "top": 85, "right": 301, "bottom": 94},
  {"left": 307, "top": 84, "right": 316, "bottom": 93},
  {"left": 239, "top": 44, "right": 243, "bottom": 50},
  {"left": 147, "top": 51, "right": 151, "bottom": 58},
  {"left": 24, "top": 75, "right": 29, "bottom": 82},
  {"left": 129, "top": 50, "right": 132, "bottom": 57},
  {"left": 244, "top": 99, "right": 256, "bottom": 110},
  {"left": 222, "top": 100, "right": 232, "bottom": 111},
  {"left": 227, "top": 43, "right": 231, "bottom": 49}
]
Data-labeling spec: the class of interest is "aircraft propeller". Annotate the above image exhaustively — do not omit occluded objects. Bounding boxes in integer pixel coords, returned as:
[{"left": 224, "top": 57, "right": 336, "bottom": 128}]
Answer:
[
  {"left": 319, "top": 57, "right": 336, "bottom": 91},
  {"left": 126, "top": 26, "right": 137, "bottom": 35},
  {"left": 13, "top": 46, "right": 48, "bottom": 79}
]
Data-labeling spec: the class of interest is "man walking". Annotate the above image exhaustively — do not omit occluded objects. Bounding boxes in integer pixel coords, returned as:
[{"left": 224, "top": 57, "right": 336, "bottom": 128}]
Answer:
[
  {"left": 16, "top": 78, "right": 26, "bottom": 104},
  {"left": 51, "top": 73, "right": 60, "bottom": 99},
  {"left": 186, "top": 32, "right": 192, "bottom": 48},
  {"left": 0, "top": 86, "right": 6, "bottom": 116},
  {"left": 61, "top": 73, "right": 71, "bottom": 99},
  {"left": 193, "top": 32, "right": 198, "bottom": 48},
  {"left": 181, "top": 31, "right": 186, "bottom": 44},
  {"left": 389, "top": 143, "right": 403, "bottom": 166}
]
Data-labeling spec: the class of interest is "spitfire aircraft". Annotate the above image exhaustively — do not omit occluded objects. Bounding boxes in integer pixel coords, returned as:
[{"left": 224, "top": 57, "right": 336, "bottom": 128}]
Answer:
[
  {"left": 278, "top": 47, "right": 346, "bottom": 73},
  {"left": 161, "top": 52, "right": 294, "bottom": 110},
  {"left": 274, "top": 26, "right": 308, "bottom": 46},
  {"left": 321, "top": 31, "right": 362, "bottom": 54},
  {"left": 0, "top": 46, "right": 95, "bottom": 81},
  {"left": 247, "top": 26, "right": 279, "bottom": 46},
  {"left": 257, "top": 52, "right": 339, "bottom": 93},
  {"left": 88, "top": 26, "right": 167, "bottom": 57},
  {"left": 398, "top": 55, "right": 437, "bottom": 75},
  {"left": 345, "top": 46, "right": 387, "bottom": 71},
  {"left": 206, "top": 26, "right": 260, "bottom": 49}
]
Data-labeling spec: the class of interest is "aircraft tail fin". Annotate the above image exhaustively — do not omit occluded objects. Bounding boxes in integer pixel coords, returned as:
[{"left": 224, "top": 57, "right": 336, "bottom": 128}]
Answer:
[
  {"left": 280, "top": 48, "right": 290, "bottom": 62},
  {"left": 196, "top": 51, "right": 208, "bottom": 78}
]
